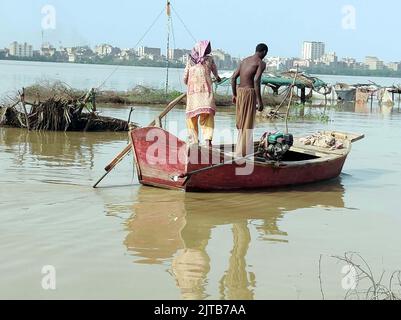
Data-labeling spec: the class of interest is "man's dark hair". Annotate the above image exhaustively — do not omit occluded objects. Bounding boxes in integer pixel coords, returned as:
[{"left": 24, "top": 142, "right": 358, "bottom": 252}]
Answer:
[{"left": 256, "top": 43, "right": 268, "bottom": 53}]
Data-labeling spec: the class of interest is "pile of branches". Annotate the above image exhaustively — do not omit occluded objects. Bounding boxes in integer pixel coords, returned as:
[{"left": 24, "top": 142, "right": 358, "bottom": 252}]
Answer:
[{"left": 0, "top": 82, "right": 131, "bottom": 132}]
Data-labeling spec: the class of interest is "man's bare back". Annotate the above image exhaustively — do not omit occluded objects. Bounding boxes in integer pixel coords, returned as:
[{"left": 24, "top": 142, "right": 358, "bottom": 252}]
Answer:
[
  {"left": 238, "top": 56, "right": 266, "bottom": 89},
  {"left": 231, "top": 44, "right": 268, "bottom": 111}
]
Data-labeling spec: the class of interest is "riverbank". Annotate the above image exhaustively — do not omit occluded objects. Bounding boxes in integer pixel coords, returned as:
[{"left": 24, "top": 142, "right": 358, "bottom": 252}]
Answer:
[
  {"left": 22, "top": 82, "right": 286, "bottom": 107},
  {"left": 2, "top": 57, "right": 401, "bottom": 79},
  {"left": 0, "top": 56, "right": 186, "bottom": 69}
]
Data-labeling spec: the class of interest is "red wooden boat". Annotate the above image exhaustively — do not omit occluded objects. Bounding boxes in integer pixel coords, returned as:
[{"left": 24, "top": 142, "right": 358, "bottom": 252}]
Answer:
[{"left": 129, "top": 127, "right": 364, "bottom": 192}]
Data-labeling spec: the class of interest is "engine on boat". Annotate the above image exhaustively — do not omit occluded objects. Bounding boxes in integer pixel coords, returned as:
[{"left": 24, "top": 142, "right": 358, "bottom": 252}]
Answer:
[{"left": 258, "top": 132, "right": 294, "bottom": 161}]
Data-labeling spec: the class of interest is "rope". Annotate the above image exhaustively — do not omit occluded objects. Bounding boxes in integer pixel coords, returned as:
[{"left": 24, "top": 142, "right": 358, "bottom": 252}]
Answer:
[
  {"left": 170, "top": 16, "right": 184, "bottom": 93},
  {"left": 171, "top": 4, "right": 197, "bottom": 43},
  {"left": 95, "top": 3, "right": 198, "bottom": 94},
  {"left": 96, "top": 7, "right": 165, "bottom": 91}
]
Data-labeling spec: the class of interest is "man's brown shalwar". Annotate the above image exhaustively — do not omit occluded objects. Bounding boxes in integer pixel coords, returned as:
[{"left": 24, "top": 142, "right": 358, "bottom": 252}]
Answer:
[{"left": 236, "top": 87, "right": 257, "bottom": 157}]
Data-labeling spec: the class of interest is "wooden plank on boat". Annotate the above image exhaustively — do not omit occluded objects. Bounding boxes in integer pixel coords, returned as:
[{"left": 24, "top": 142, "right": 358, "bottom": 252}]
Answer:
[
  {"left": 326, "top": 131, "right": 365, "bottom": 143},
  {"left": 292, "top": 141, "right": 347, "bottom": 157}
]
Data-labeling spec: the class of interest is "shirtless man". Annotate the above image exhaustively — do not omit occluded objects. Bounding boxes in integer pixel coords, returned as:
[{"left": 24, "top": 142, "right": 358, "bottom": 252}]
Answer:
[{"left": 231, "top": 43, "right": 268, "bottom": 157}]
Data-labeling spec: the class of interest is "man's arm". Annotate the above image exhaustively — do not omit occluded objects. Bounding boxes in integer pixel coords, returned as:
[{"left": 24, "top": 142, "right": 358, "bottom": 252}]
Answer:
[
  {"left": 231, "top": 63, "right": 241, "bottom": 103},
  {"left": 254, "top": 61, "right": 266, "bottom": 112}
]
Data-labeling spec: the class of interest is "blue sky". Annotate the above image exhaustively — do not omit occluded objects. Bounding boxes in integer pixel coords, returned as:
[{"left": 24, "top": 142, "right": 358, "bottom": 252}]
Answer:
[{"left": 0, "top": 0, "right": 400, "bottom": 61}]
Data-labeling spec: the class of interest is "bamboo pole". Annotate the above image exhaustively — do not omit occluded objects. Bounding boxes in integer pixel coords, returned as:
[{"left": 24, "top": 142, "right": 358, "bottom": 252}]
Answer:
[
  {"left": 93, "top": 93, "right": 186, "bottom": 188},
  {"left": 21, "top": 87, "right": 30, "bottom": 130},
  {"left": 285, "top": 68, "right": 299, "bottom": 134}
]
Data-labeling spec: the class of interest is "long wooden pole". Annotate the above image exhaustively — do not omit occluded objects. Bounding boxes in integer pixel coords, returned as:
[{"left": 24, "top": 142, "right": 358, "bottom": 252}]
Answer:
[
  {"left": 285, "top": 67, "right": 299, "bottom": 134},
  {"left": 171, "top": 151, "right": 260, "bottom": 183},
  {"left": 21, "top": 87, "right": 30, "bottom": 131},
  {"left": 93, "top": 93, "right": 186, "bottom": 188}
]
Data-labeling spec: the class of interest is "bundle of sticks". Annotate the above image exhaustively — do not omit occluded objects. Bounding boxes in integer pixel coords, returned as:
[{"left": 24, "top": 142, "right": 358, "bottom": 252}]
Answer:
[{"left": 0, "top": 87, "right": 131, "bottom": 132}]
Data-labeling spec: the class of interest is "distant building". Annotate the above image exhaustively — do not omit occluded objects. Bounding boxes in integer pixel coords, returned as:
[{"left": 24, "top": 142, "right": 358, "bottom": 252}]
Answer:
[
  {"left": 281, "top": 58, "right": 297, "bottom": 70},
  {"left": 68, "top": 54, "right": 77, "bottom": 63},
  {"left": 212, "top": 49, "right": 234, "bottom": 70},
  {"left": 342, "top": 57, "right": 357, "bottom": 67},
  {"left": 293, "top": 59, "right": 313, "bottom": 68},
  {"left": 119, "top": 48, "right": 137, "bottom": 61},
  {"left": 387, "top": 62, "right": 401, "bottom": 72},
  {"left": 9, "top": 42, "right": 33, "bottom": 57},
  {"left": 231, "top": 57, "right": 241, "bottom": 69},
  {"left": 265, "top": 56, "right": 284, "bottom": 71},
  {"left": 137, "top": 46, "right": 161, "bottom": 59},
  {"left": 95, "top": 44, "right": 117, "bottom": 57},
  {"left": 168, "top": 48, "right": 190, "bottom": 61},
  {"left": 302, "top": 41, "right": 325, "bottom": 61},
  {"left": 40, "top": 43, "right": 57, "bottom": 57},
  {"left": 365, "top": 56, "right": 385, "bottom": 70},
  {"left": 0, "top": 48, "right": 9, "bottom": 58},
  {"left": 180, "top": 54, "right": 190, "bottom": 64},
  {"left": 319, "top": 52, "right": 338, "bottom": 66},
  {"left": 63, "top": 46, "right": 94, "bottom": 63}
]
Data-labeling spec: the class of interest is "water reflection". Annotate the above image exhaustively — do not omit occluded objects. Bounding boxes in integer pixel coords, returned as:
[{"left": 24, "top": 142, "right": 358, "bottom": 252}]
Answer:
[
  {"left": 116, "top": 180, "right": 345, "bottom": 300},
  {"left": 338, "top": 101, "right": 399, "bottom": 116},
  {"left": 0, "top": 127, "right": 125, "bottom": 169}
]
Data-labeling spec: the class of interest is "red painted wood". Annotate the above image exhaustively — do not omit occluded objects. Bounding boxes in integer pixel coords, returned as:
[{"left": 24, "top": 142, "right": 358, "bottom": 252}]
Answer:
[{"left": 130, "top": 128, "right": 349, "bottom": 192}]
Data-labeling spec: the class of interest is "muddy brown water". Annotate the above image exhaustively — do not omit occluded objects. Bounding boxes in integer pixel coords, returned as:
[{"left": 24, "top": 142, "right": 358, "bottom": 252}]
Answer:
[{"left": 1, "top": 102, "right": 401, "bottom": 300}]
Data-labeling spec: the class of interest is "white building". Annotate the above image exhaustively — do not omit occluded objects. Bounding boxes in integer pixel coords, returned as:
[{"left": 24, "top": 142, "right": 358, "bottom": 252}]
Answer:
[
  {"left": 387, "top": 62, "right": 400, "bottom": 72},
  {"left": 212, "top": 49, "right": 233, "bottom": 70},
  {"left": 302, "top": 41, "right": 325, "bottom": 61},
  {"left": 168, "top": 48, "right": 190, "bottom": 61},
  {"left": 137, "top": 46, "right": 161, "bottom": 59},
  {"left": 265, "top": 56, "right": 284, "bottom": 71},
  {"left": 9, "top": 42, "right": 33, "bottom": 57},
  {"left": 95, "top": 44, "right": 114, "bottom": 56},
  {"left": 292, "top": 59, "right": 313, "bottom": 68},
  {"left": 365, "top": 56, "right": 384, "bottom": 70},
  {"left": 319, "top": 52, "right": 338, "bottom": 65},
  {"left": 40, "top": 43, "right": 57, "bottom": 57},
  {"left": 119, "top": 49, "right": 137, "bottom": 61}
]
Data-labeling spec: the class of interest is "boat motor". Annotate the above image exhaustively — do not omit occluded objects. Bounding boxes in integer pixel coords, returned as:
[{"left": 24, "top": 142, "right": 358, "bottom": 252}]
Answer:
[{"left": 258, "top": 132, "right": 294, "bottom": 161}]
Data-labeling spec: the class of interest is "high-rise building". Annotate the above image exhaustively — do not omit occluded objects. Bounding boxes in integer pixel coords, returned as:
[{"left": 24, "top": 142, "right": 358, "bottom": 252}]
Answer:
[
  {"left": 302, "top": 41, "right": 325, "bottom": 61},
  {"left": 9, "top": 42, "right": 33, "bottom": 57}
]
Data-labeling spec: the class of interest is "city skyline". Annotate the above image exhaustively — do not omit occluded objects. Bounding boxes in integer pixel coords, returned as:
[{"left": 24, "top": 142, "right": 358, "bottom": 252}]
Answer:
[
  {"left": 0, "top": 0, "right": 401, "bottom": 62},
  {"left": 2, "top": 39, "right": 400, "bottom": 68}
]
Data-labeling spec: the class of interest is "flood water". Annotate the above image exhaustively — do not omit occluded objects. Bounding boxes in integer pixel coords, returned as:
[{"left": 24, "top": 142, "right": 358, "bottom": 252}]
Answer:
[{"left": 1, "top": 97, "right": 401, "bottom": 299}]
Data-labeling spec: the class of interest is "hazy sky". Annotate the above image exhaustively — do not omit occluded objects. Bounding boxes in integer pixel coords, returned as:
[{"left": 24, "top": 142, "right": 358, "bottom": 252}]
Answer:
[{"left": 0, "top": 0, "right": 400, "bottom": 62}]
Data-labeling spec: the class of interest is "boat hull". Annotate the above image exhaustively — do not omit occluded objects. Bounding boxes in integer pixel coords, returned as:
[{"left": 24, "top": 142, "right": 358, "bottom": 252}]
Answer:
[
  {"left": 184, "top": 156, "right": 346, "bottom": 192},
  {"left": 130, "top": 128, "right": 355, "bottom": 192}
]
